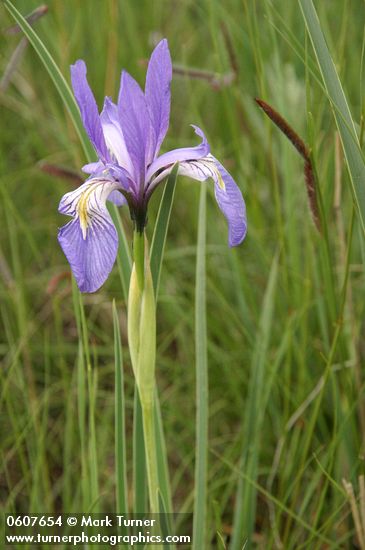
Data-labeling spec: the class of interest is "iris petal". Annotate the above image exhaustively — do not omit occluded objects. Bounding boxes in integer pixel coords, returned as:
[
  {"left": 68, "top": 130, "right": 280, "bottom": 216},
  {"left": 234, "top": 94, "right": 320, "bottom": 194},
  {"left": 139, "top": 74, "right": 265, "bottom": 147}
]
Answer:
[
  {"left": 118, "top": 71, "right": 152, "bottom": 186},
  {"left": 145, "top": 125, "right": 210, "bottom": 185},
  {"left": 58, "top": 218, "right": 118, "bottom": 293},
  {"left": 145, "top": 39, "right": 172, "bottom": 161},
  {"left": 70, "top": 60, "right": 109, "bottom": 162},
  {"left": 82, "top": 160, "right": 104, "bottom": 175},
  {"left": 100, "top": 97, "right": 134, "bottom": 174},
  {"left": 178, "top": 154, "right": 247, "bottom": 246},
  {"left": 58, "top": 177, "right": 122, "bottom": 292}
]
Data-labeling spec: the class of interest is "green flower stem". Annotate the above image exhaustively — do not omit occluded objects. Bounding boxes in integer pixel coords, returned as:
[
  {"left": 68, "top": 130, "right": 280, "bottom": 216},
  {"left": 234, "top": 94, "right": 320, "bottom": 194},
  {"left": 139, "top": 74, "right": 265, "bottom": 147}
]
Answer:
[
  {"left": 128, "top": 232, "right": 158, "bottom": 514},
  {"left": 133, "top": 230, "right": 145, "bottom": 291}
]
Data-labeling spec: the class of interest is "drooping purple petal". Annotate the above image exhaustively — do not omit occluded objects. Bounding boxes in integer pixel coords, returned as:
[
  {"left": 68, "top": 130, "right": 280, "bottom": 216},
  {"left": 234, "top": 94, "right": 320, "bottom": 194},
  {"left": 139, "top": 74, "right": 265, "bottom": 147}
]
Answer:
[
  {"left": 178, "top": 154, "right": 247, "bottom": 246},
  {"left": 58, "top": 217, "right": 118, "bottom": 292},
  {"left": 145, "top": 125, "right": 210, "bottom": 185},
  {"left": 100, "top": 97, "right": 134, "bottom": 175},
  {"left": 70, "top": 60, "right": 109, "bottom": 162},
  {"left": 58, "top": 177, "right": 122, "bottom": 292},
  {"left": 145, "top": 39, "right": 172, "bottom": 161},
  {"left": 118, "top": 71, "right": 152, "bottom": 187}
]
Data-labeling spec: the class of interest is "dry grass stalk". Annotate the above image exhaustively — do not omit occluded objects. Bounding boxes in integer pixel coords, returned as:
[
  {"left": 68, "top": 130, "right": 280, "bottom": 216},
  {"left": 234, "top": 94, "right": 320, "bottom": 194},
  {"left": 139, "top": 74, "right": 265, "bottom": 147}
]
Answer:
[{"left": 343, "top": 477, "right": 365, "bottom": 549}]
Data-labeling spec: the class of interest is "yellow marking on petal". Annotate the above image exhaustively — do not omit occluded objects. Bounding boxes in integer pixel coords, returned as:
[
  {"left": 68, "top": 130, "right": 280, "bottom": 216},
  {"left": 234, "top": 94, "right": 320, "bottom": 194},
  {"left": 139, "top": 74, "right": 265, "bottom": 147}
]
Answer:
[
  {"left": 216, "top": 170, "right": 225, "bottom": 190},
  {"left": 200, "top": 158, "right": 226, "bottom": 191},
  {"left": 76, "top": 183, "right": 98, "bottom": 239}
]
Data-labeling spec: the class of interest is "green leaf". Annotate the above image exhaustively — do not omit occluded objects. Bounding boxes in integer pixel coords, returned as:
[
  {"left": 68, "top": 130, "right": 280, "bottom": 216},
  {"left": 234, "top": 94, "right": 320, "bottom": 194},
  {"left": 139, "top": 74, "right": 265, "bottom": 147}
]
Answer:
[
  {"left": 113, "top": 301, "right": 128, "bottom": 516},
  {"left": 157, "top": 490, "right": 173, "bottom": 550},
  {"left": 192, "top": 184, "right": 208, "bottom": 550},
  {"left": 133, "top": 389, "right": 147, "bottom": 513},
  {"left": 149, "top": 165, "right": 179, "bottom": 516},
  {"left": 150, "top": 164, "right": 179, "bottom": 298},
  {"left": 298, "top": 0, "right": 365, "bottom": 238},
  {"left": 155, "top": 393, "right": 173, "bottom": 515}
]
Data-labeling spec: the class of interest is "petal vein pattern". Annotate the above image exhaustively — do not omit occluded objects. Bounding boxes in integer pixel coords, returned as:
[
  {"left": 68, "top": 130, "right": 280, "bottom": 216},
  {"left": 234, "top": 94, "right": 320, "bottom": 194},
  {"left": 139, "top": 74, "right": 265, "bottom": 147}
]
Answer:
[
  {"left": 145, "top": 125, "right": 210, "bottom": 186},
  {"left": 59, "top": 39, "right": 247, "bottom": 292},
  {"left": 100, "top": 98, "right": 134, "bottom": 174},
  {"left": 178, "top": 154, "right": 247, "bottom": 246},
  {"left": 58, "top": 178, "right": 122, "bottom": 292}
]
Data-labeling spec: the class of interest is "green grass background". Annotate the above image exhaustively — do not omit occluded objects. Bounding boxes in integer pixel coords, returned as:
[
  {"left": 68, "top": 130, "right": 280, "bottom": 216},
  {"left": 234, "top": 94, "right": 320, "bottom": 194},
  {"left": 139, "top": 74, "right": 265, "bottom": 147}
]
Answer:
[{"left": 1, "top": 0, "right": 365, "bottom": 548}]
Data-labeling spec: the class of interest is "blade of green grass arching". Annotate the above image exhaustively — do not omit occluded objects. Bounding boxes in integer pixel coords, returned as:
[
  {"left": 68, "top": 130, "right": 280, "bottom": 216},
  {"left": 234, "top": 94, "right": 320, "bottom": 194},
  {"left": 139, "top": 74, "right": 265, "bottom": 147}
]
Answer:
[
  {"left": 4, "top": 0, "right": 132, "bottom": 295},
  {"left": 3, "top": 0, "right": 94, "bottom": 162},
  {"left": 113, "top": 301, "right": 129, "bottom": 518},
  {"left": 231, "top": 252, "right": 279, "bottom": 550},
  {"left": 192, "top": 184, "right": 208, "bottom": 550},
  {"left": 150, "top": 164, "right": 179, "bottom": 297},
  {"left": 298, "top": 0, "right": 365, "bottom": 238},
  {"left": 76, "top": 341, "right": 89, "bottom": 509},
  {"left": 87, "top": 366, "right": 99, "bottom": 512}
]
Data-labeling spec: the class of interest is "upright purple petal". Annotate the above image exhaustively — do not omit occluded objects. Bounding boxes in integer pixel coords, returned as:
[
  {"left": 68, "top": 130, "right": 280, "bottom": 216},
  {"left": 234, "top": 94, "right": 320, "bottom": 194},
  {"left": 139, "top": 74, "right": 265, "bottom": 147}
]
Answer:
[
  {"left": 100, "top": 97, "right": 134, "bottom": 175},
  {"left": 145, "top": 125, "right": 210, "bottom": 184},
  {"left": 178, "top": 154, "right": 247, "bottom": 246},
  {"left": 70, "top": 60, "right": 109, "bottom": 162},
  {"left": 118, "top": 71, "right": 152, "bottom": 187},
  {"left": 145, "top": 39, "right": 172, "bottom": 160}
]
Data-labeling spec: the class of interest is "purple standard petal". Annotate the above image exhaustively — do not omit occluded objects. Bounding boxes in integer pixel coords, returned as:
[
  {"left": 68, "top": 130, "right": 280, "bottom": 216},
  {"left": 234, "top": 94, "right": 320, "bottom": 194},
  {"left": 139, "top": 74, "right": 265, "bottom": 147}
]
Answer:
[
  {"left": 58, "top": 177, "right": 122, "bottom": 292},
  {"left": 178, "top": 154, "right": 247, "bottom": 246},
  {"left": 70, "top": 60, "right": 109, "bottom": 162},
  {"left": 82, "top": 160, "right": 104, "bottom": 174},
  {"left": 81, "top": 161, "right": 131, "bottom": 194},
  {"left": 145, "top": 125, "right": 210, "bottom": 185},
  {"left": 100, "top": 97, "right": 134, "bottom": 175},
  {"left": 118, "top": 71, "right": 152, "bottom": 187},
  {"left": 145, "top": 39, "right": 172, "bottom": 160}
]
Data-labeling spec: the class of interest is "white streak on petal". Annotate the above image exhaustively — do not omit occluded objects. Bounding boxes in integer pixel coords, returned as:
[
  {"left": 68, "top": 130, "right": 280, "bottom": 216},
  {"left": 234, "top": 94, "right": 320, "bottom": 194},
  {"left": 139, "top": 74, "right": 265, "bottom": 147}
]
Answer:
[
  {"left": 58, "top": 178, "right": 120, "bottom": 239},
  {"left": 100, "top": 98, "right": 134, "bottom": 175},
  {"left": 177, "top": 154, "right": 247, "bottom": 246}
]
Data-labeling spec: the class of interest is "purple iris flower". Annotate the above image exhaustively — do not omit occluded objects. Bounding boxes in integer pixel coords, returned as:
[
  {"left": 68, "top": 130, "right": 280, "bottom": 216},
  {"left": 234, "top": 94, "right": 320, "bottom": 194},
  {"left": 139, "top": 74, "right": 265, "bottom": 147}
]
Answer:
[{"left": 58, "top": 39, "right": 247, "bottom": 292}]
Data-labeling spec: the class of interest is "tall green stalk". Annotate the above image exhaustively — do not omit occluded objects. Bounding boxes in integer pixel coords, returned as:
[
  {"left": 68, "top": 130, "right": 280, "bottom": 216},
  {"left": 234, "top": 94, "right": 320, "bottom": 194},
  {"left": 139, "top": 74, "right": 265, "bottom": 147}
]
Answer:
[{"left": 128, "top": 232, "right": 159, "bottom": 513}]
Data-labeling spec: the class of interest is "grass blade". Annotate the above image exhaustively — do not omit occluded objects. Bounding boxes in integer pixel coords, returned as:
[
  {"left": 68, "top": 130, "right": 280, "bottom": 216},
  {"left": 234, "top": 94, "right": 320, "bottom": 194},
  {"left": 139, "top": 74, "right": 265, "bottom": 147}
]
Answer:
[
  {"left": 87, "top": 366, "right": 99, "bottom": 512},
  {"left": 298, "top": 0, "right": 365, "bottom": 237},
  {"left": 155, "top": 392, "right": 173, "bottom": 515},
  {"left": 113, "top": 301, "right": 128, "bottom": 514},
  {"left": 231, "top": 252, "right": 279, "bottom": 549},
  {"left": 3, "top": 0, "right": 94, "bottom": 161},
  {"left": 4, "top": 0, "right": 132, "bottom": 294},
  {"left": 192, "top": 184, "right": 208, "bottom": 550},
  {"left": 133, "top": 388, "right": 147, "bottom": 513}
]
